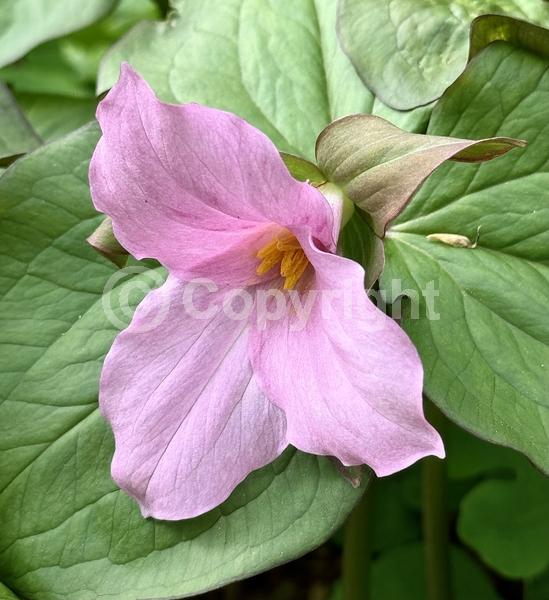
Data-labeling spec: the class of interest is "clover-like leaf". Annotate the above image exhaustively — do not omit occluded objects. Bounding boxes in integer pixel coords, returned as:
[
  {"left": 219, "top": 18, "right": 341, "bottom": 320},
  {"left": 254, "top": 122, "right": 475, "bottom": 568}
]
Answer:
[
  {"left": 0, "top": 0, "right": 117, "bottom": 68},
  {"left": 338, "top": 0, "right": 549, "bottom": 109},
  {"left": 0, "top": 83, "right": 41, "bottom": 165},
  {"left": 379, "top": 21, "right": 549, "bottom": 473}
]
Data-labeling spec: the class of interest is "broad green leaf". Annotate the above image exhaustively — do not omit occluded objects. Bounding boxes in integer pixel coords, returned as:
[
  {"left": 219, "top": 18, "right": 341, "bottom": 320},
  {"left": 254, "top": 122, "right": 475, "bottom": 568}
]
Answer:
[
  {"left": 380, "top": 37, "right": 549, "bottom": 472},
  {"left": 280, "top": 153, "right": 326, "bottom": 184},
  {"left": 446, "top": 425, "right": 549, "bottom": 577},
  {"left": 527, "top": 569, "right": 549, "bottom": 600},
  {"left": 332, "top": 543, "right": 500, "bottom": 600},
  {"left": 15, "top": 94, "right": 96, "bottom": 141},
  {"left": 0, "top": 126, "right": 365, "bottom": 599},
  {"left": 470, "top": 13, "right": 549, "bottom": 62},
  {"left": 0, "top": 0, "right": 157, "bottom": 140},
  {"left": 339, "top": 210, "right": 385, "bottom": 288},
  {"left": 98, "top": 0, "right": 370, "bottom": 160},
  {"left": 0, "top": 0, "right": 159, "bottom": 97},
  {"left": 97, "top": 0, "right": 430, "bottom": 162},
  {"left": 459, "top": 456, "right": 549, "bottom": 578},
  {"left": 0, "top": 583, "right": 20, "bottom": 600},
  {"left": 0, "top": 83, "right": 41, "bottom": 165},
  {"left": 0, "top": 0, "right": 117, "bottom": 68},
  {"left": 0, "top": 42, "right": 96, "bottom": 98},
  {"left": 446, "top": 423, "right": 518, "bottom": 482},
  {"left": 338, "top": 0, "right": 549, "bottom": 110}
]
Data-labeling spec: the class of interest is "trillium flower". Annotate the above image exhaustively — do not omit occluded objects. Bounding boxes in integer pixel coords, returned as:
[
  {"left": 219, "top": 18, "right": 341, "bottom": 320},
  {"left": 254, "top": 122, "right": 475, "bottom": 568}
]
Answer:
[{"left": 90, "top": 65, "right": 444, "bottom": 521}]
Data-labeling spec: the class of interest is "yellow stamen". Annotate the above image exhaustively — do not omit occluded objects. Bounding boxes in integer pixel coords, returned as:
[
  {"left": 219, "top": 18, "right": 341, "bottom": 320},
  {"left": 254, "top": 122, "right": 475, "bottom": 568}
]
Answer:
[
  {"left": 283, "top": 251, "right": 309, "bottom": 289},
  {"left": 280, "top": 250, "right": 299, "bottom": 277},
  {"left": 277, "top": 237, "right": 301, "bottom": 252},
  {"left": 256, "top": 250, "right": 283, "bottom": 275},
  {"left": 256, "top": 232, "right": 310, "bottom": 289},
  {"left": 256, "top": 237, "right": 281, "bottom": 259}
]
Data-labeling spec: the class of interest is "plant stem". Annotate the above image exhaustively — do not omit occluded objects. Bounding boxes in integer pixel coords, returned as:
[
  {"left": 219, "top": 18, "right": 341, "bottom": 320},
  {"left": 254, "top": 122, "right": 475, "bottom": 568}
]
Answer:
[
  {"left": 341, "top": 476, "right": 375, "bottom": 600},
  {"left": 422, "top": 401, "right": 451, "bottom": 600},
  {"left": 154, "top": 0, "right": 170, "bottom": 18}
]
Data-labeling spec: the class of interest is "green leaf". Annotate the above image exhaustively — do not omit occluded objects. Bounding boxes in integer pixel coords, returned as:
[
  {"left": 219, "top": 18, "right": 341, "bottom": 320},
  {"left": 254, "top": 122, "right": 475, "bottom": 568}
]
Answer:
[
  {"left": 339, "top": 210, "right": 385, "bottom": 288},
  {"left": 470, "top": 14, "right": 549, "bottom": 62},
  {"left": 0, "top": 0, "right": 158, "bottom": 144},
  {"left": 97, "top": 0, "right": 431, "bottom": 162},
  {"left": 380, "top": 35, "right": 549, "bottom": 472},
  {"left": 15, "top": 94, "right": 96, "bottom": 142},
  {"left": 0, "top": 0, "right": 160, "bottom": 97},
  {"left": 0, "top": 126, "right": 366, "bottom": 599},
  {"left": 446, "top": 424, "right": 549, "bottom": 578},
  {"left": 337, "top": 0, "right": 549, "bottom": 110},
  {"left": 0, "top": 41, "right": 96, "bottom": 98},
  {"left": 527, "top": 569, "right": 549, "bottom": 600},
  {"left": 0, "top": 1, "right": 158, "bottom": 145},
  {"left": 446, "top": 423, "right": 518, "bottom": 482},
  {"left": 0, "top": 0, "right": 117, "bottom": 68},
  {"left": 0, "top": 583, "right": 20, "bottom": 600},
  {"left": 280, "top": 153, "right": 326, "bottom": 183},
  {"left": 98, "top": 0, "right": 367, "bottom": 160},
  {"left": 459, "top": 456, "right": 549, "bottom": 578},
  {"left": 0, "top": 83, "right": 41, "bottom": 165},
  {"left": 332, "top": 543, "right": 500, "bottom": 600}
]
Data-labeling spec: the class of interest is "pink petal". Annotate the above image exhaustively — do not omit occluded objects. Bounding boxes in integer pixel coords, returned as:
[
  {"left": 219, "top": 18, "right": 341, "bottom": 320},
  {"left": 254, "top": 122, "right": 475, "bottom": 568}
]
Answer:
[
  {"left": 90, "top": 64, "right": 335, "bottom": 285},
  {"left": 249, "top": 232, "right": 444, "bottom": 476},
  {"left": 101, "top": 276, "right": 287, "bottom": 520}
]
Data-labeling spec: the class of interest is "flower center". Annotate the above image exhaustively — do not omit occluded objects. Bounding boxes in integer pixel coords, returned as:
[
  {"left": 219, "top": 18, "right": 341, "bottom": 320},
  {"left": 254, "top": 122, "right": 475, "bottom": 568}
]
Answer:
[{"left": 256, "top": 233, "right": 310, "bottom": 289}]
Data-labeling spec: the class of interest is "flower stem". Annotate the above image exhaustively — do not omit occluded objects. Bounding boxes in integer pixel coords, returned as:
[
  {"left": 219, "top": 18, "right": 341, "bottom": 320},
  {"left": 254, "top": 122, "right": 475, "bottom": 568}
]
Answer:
[
  {"left": 422, "top": 401, "right": 451, "bottom": 600},
  {"left": 341, "top": 477, "right": 375, "bottom": 600}
]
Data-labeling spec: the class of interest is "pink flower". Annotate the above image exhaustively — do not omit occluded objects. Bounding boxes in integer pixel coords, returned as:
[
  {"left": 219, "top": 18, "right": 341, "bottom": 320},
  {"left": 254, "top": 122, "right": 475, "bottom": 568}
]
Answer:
[{"left": 90, "top": 65, "right": 444, "bottom": 521}]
